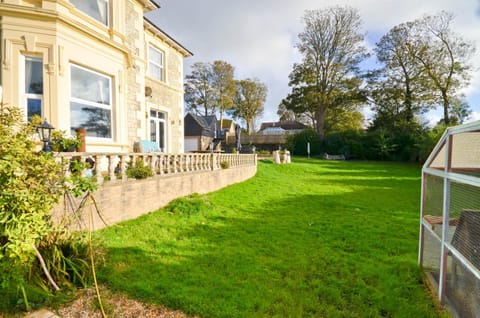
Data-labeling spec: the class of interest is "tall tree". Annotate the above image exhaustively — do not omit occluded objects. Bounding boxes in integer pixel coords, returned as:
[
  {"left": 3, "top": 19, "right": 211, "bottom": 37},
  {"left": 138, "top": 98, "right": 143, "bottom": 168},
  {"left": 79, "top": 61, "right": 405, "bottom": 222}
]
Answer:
[
  {"left": 408, "top": 12, "right": 475, "bottom": 125},
  {"left": 184, "top": 62, "right": 215, "bottom": 116},
  {"left": 284, "top": 6, "right": 368, "bottom": 139},
  {"left": 371, "top": 23, "right": 434, "bottom": 126},
  {"left": 211, "top": 61, "right": 236, "bottom": 129},
  {"left": 232, "top": 78, "right": 268, "bottom": 134}
]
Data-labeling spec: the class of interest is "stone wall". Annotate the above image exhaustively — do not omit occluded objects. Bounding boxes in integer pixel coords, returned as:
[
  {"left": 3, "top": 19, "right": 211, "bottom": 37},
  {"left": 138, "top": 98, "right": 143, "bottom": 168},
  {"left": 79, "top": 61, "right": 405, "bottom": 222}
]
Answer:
[{"left": 54, "top": 165, "right": 257, "bottom": 230}]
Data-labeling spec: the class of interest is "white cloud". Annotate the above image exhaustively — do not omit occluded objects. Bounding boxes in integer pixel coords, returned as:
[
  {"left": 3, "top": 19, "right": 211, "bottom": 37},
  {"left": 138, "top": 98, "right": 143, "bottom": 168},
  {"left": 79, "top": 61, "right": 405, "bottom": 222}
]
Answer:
[
  {"left": 468, "top": 111, "right": 480, "bottom": 123},
  {"left": 152, "top": 0, "right": 480, "bottom": 126}
]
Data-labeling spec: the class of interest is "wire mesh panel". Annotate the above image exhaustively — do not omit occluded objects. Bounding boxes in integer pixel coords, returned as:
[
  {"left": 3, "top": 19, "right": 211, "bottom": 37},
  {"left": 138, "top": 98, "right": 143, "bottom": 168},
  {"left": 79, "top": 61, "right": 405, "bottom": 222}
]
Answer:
[
  {"left": 421, "top": 229, "right": 442, "bottom": 280},
  {"left": 444, "top": 253, "right": 480, "bottom": 317},
  {"left": 420, "top": 122, "right": 480, "bottom": 317}
]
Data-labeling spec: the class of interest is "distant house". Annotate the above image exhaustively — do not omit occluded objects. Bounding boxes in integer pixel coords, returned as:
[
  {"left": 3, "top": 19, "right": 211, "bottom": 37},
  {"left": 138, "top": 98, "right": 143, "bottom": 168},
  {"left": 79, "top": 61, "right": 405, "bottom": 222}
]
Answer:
[
  {"left": 259, "top": 121, "right": 307, "bottom": 135},
  {"left": 184, "top": 113, "right": 219, "bottom": 152},
  {"left": 219, "top": 119, "right": 236, "bottom": 141}
]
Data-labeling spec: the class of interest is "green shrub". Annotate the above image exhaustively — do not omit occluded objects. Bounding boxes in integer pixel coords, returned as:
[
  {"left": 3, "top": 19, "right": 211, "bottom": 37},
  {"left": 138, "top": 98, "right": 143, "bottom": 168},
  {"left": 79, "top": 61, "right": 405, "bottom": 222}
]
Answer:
[
  {"left": 164, "top": 194, "right": 211, "bottom": 217},
  {"left": 285, "top": 128, "right": 322, "bottom": 156},
  {"left": 0, "top": 105, "right": 94, "bottom": 312},
  {"left": 126, "top": 159, "right": 154, "bottom": 179},
  {"left": 50, "top": 129, "right": 82, "bottom": 152},
  {"left": 220, "top": 161, "right": 230, "bottom": 169}
]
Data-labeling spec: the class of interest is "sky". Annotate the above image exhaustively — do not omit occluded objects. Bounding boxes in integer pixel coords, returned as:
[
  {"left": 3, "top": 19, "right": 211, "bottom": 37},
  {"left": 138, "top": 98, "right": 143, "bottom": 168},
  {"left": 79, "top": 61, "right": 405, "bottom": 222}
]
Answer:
[{"left": 147, "top": 0, "right": 480, "bottom": 129}]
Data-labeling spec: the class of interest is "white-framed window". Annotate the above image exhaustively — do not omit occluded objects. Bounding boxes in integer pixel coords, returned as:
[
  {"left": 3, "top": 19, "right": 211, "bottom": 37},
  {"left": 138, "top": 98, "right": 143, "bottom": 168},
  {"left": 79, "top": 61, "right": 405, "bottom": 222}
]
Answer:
[
  {"left": 150, "top": 110, "right": 167, "bottom": 152},
  {"left": 23, "top": 56, "right": 43, "bottom": 121},
  {"left": 70, "top": 64, "right": 113, "bottom": 139},
  {"left": 70, "top": 0, "right": 109, "bottom": 26},
  {"left": 148, "top": 45, "right": 165, "bottom": 82}
]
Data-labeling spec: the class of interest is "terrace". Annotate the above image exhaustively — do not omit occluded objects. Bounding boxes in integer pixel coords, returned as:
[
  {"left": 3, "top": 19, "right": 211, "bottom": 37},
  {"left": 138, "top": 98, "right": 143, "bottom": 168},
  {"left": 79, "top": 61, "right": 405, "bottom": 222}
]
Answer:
[{"left": 52, "top": 151, "right": 257, "bottom": 229}]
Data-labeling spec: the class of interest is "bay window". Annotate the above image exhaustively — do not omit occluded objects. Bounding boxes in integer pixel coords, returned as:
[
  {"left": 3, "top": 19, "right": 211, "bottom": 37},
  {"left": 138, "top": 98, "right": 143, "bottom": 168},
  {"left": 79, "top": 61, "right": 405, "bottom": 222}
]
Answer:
[
  {"left": 24, "top": 56, "right": 43, "bottom": 121},
  {"left": 70, "top": 64, "right": 112, "bottom": 139}
]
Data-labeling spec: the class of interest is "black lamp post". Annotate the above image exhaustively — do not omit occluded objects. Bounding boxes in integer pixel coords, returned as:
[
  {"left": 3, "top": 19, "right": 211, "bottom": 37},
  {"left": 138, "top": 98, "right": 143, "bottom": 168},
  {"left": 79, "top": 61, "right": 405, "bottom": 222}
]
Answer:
[{"left": 37, "top": 119, "right": 54, "bottom": 152}]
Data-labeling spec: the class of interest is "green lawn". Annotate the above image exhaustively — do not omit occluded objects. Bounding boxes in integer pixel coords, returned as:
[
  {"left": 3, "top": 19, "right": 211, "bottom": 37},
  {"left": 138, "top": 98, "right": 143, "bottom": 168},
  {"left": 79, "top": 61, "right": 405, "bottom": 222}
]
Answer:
[{"left": 96, "top": 158, "right": 445, "bottom": 317}]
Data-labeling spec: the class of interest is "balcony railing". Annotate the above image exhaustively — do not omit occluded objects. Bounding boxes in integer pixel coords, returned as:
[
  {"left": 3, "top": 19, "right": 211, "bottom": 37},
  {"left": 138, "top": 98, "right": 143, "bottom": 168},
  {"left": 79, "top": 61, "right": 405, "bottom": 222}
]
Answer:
[{"left": 56, "top": 152, "right": 257, "bottom": 185}]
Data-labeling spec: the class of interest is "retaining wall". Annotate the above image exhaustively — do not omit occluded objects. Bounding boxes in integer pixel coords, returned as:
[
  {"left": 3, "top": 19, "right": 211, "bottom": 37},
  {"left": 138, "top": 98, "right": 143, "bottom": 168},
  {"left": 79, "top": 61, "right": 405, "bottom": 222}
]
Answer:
[{"left": 53, "top": 165, "right": 257, "bottom": 230}]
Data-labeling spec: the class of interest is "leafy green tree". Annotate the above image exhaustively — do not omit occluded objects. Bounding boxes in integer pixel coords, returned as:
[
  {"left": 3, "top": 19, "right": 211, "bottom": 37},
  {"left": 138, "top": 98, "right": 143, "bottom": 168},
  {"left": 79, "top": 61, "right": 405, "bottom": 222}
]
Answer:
[
  {"left": 184, "top": 62, "right": 215, "bottom": 116},
  {"left": 408, "top": 11, "right": 475, "bottom": 125},
  {"left": 277, "top": 100, "right": 297, "bottom": 122},
  {"left": 448, "top": 96, "right": 472, "bottom": 124},
  {"left": 232, "top": 78, "right": 268, "bottom": 134},
  {"left": 370, "top": 23, "right": 434, "bottom": 125},
  {"left": 184, "top": 60, "right": 236, "bottom": 122},
  {"left": 284, "top": 6, "right": 368, "bottom": 139},
  {"left": 211, "top": 60, "right": 236, "bottom": 129}
]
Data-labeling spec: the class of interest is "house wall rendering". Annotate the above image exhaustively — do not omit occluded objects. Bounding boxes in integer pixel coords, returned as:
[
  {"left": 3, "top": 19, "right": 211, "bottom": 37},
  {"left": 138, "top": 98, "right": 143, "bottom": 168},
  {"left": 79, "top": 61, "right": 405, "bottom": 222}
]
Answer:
[{"left": 0, "top": 0, "right": 191, "bottom": 153}]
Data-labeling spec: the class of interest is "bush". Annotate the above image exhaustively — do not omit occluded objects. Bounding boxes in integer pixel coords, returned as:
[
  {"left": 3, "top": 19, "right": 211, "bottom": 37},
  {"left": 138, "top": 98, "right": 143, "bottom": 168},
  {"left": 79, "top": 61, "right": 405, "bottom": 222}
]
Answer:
[
  {"left": 126, "top": 159, "right": 154, "bottom": 179},
  {"left": 164, "top": 193, "right": 211, "bottom": 217},
  {"left": 324, "top": 130, "right": 368, "bottom": 159},
  {"left": 0, "top": 105, "right": 93, "bottom": 312},
  {"left": 50, "top": 129, "right": 82, "bottom": 152},
  {"left": 220, "top": 161, "right": 230, "bottom": 169},
  {"left": 285, "top": 128, "right": 322, "bottom": 156}
]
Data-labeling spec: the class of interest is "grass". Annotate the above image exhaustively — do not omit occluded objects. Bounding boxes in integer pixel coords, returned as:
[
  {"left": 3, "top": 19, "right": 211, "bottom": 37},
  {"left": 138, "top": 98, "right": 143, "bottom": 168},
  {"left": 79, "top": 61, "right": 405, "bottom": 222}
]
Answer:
[{"left": 96, "top": 158, "right": 446, "bottom": 317}]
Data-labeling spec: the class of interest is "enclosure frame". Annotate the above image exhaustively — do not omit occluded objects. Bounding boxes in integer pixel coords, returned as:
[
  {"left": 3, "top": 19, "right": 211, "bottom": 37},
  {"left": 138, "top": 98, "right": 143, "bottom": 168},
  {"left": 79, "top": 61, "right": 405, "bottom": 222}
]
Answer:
[{"left": 419, "top": 120, "right": 480, "bottom": 313}]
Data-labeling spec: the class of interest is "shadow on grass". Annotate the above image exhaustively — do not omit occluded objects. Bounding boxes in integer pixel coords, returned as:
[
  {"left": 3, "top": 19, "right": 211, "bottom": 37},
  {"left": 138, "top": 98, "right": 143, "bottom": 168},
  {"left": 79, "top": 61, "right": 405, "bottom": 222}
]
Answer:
[{"left": 97, "top": 161, "right": 438, "bottom": 318}]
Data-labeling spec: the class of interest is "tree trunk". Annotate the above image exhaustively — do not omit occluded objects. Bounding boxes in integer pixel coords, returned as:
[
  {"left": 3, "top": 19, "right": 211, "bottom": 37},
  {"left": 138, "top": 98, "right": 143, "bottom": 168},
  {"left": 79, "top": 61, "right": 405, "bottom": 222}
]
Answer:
[
  {"left": 442, "top": 90, "right": 450, "bottom": 125},
  {"left": 219, "top": 112, "right": 224, "bottom": 135},
  {"left": 247, "top": 120, "right": 253, "bottom": 134}
]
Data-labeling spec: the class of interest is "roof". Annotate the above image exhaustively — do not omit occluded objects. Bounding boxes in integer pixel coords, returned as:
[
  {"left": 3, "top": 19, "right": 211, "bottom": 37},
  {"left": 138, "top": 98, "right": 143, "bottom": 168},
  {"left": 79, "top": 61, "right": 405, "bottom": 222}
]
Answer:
[
  {"left": 259, "top": 121, "right": 306, "bottom": 131},
  {"left": 144, "top": 17, "right": 193, "bottom": 57},
  {"left": 184, "top": 113, "right": 218, "bottom": 137},
  {"left": 202, "top": 115, "right": 217, "bottom": 127},
  {"left": 138, "top": 0, "right": 160, "bottom": 12}
]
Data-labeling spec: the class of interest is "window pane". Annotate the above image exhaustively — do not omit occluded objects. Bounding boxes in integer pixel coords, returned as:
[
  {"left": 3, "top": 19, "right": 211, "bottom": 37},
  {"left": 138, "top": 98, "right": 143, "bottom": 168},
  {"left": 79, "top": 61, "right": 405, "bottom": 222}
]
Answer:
[
  {"left": 71, "top": 0, "right": 108, "bottom": 25},
  {"left": 71, "top": 66, "right": 110, "bottom": 104},
  {"left": 27, "top": 98, "right": 42, "bottom": 120},
  {"left": 159, "top": 121, "right": 165, "bottom": 149},
  {"left": 148, "top": 63, "right": 161, "bottom": 80},
  {"left": 150, "top": 120, "right": 156, "bottom": 142},
  {"left": 26, "top": 58, "right": 43, "bottom": 94},
  {"left": 158, "top": 112, "right": 165, "bottom": 119},
  {"left": 149, "top": 47, "right": 162, "bottom": 65},
  {"left": 70, "top": 102, "right": 111, "bottom": 138}
]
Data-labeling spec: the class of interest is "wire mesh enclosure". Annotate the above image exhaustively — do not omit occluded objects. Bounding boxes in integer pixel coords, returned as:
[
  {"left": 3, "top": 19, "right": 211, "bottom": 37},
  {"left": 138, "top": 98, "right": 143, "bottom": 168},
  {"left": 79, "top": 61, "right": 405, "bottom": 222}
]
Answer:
[{"left": 419, "top": 121, "right": 480, "bottom": 317}]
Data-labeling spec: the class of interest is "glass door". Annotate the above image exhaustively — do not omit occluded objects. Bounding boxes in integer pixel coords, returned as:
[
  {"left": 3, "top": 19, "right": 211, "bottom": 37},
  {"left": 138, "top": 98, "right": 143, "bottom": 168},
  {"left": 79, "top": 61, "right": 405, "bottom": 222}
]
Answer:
[{"left": 150, "top": 110, "right": 166, "bottom": 152}]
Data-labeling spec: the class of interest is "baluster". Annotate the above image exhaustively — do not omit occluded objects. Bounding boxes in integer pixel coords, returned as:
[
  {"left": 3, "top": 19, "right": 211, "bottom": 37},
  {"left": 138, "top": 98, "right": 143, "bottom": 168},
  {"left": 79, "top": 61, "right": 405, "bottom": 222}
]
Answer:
[
  {"left": 159, "top": 154, "right": 164, "bottom": 175},
  {"left": 120, "top": 155, "right": 127, "bottom": 181},
  {"left": 108, "top": 155, "right": 116, "bottom": 183},
  {"left": 165, "top": 154, "right": 170, "bottom": 174},
  {"left": 93, "top": 155, "right": 103, "bottom": 185},
  {"left": 150, "top": 154, "right": 157, "bottom": 174},
  {"left": 185, "top": 154, "right": 190, "bottom": 172}
]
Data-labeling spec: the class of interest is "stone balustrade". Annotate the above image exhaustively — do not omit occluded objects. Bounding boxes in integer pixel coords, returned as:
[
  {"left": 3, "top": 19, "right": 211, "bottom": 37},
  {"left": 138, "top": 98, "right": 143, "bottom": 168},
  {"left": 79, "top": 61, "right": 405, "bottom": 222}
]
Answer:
[{"left": 55, "top": 152, "right": 257, "bottom": 185}]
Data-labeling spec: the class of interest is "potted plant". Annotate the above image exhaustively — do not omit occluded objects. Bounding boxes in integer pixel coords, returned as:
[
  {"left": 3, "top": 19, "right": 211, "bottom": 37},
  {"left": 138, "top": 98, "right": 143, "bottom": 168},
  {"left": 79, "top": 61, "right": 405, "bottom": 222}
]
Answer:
[{"left": 51, "top": 130, "right": 82, "bottom": 152}]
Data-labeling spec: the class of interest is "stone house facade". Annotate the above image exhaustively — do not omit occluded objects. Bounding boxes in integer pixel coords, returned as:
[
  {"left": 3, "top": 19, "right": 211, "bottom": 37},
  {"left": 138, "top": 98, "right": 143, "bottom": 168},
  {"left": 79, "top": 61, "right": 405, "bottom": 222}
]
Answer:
[{"left": 0, "top": 0, "right": 192, "bottom": 153}]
